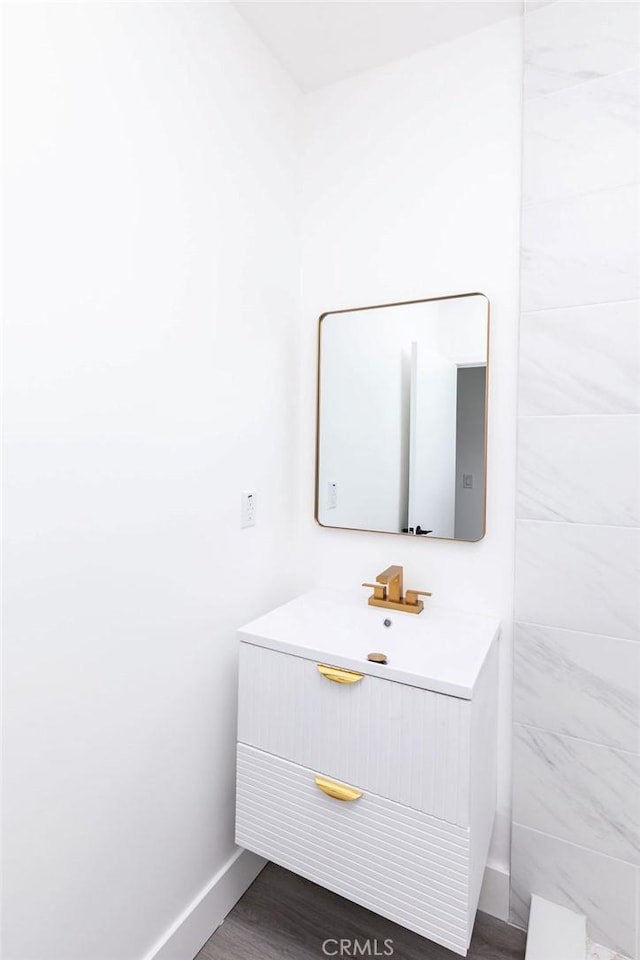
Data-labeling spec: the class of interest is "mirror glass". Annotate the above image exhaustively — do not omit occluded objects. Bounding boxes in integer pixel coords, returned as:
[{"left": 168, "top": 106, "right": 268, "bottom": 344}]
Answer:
[{"left": 316, "top": 293, "right": 489, "bottom": 541}]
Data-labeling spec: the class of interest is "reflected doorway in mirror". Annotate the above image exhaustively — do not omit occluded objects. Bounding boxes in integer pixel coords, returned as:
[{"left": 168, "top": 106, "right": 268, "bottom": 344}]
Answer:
[{"left": 315, "top": 292, "right": 489, "bottom": 541}]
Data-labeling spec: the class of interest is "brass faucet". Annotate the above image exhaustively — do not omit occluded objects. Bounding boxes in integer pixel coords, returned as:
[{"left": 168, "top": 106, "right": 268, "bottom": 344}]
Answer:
[{"left": 362, "top": 565, "right": 432, "bottom": 615}]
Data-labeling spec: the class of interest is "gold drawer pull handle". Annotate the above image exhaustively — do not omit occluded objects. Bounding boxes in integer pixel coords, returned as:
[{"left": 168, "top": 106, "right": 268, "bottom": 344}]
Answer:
[
  {"left": 314, "top": 775, "right": 363, "bottom": 802},
  {"left": 316, "top": 663, "right": 364, "bottom": 684}
]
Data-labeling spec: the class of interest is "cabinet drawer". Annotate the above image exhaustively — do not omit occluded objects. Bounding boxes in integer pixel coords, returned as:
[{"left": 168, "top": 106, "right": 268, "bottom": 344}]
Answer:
[
  {"left": 236, "top": 743, "right": 472, "bottom": 956},
  {"left": 238, "top": 642, "right": 471, "bottom": 826}
]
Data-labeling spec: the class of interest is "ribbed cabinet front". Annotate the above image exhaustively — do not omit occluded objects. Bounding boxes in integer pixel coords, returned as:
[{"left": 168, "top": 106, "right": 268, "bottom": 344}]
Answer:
[{"left": 235, "top": 638, "right": 498, "bottom": 957}]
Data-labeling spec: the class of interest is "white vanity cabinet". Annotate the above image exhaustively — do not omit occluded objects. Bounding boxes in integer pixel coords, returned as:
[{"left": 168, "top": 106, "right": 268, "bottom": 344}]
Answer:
[{"left": 235, "top": 590, "right": 499, "bottom": 957}]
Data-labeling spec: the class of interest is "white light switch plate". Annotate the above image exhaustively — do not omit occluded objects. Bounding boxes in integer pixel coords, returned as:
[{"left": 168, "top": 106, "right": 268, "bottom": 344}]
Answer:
[{"left": 241, "top": 491, "right": 256, "bottom": 528}]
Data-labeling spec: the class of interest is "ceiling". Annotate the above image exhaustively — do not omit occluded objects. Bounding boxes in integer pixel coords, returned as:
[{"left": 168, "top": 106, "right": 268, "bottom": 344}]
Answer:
[{"left": 233, "top": 1, "right": 525, "bottom": 93}]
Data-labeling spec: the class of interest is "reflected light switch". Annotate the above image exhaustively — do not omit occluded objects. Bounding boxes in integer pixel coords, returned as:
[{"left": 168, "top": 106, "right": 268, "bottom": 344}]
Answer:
[
  {"left": 463, "top": 474, "right": 474, "bottom": 489},
  {"left": 328, "top": 481, "right": 338, "bottom": 509}
]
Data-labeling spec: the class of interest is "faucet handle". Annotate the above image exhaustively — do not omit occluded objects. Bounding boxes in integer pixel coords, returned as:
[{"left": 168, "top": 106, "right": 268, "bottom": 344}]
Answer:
[
  {"left": 376, "top": 565, "right": 403, "bottom": 584},
  {"left": 362, "top": 582, "right": 387, "bottom": 601},
  {"left": 405, "top": 588, "right": 433, "bottom": 607}
]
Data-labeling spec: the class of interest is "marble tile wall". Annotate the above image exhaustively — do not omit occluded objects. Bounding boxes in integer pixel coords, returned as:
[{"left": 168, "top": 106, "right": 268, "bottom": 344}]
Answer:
[{"left": 512, "top": 4, "right": 640, "bottom": 957}]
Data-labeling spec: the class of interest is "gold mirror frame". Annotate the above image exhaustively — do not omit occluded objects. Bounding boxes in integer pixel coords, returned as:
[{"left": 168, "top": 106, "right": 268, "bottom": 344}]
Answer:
[{"left": 314, "top": 292, "right": 490, "bottom": 542}]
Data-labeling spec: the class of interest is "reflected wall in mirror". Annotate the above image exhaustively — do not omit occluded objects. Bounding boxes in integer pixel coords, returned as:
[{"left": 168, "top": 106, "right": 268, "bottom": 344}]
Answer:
[{"left": 315, "top": 293, "right": 489, "bottom": 541}]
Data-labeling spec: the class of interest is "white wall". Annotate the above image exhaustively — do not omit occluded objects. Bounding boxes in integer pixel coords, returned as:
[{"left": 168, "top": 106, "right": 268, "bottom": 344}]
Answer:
[
  {"left": 434, "top": 296, "right": 488, "bottom": 366},
  {"left": 1, "top": 4, "right": 300, "bottom": 959},
  {"left": 299, "top": 17, "right": 522, "bottom": 870}
]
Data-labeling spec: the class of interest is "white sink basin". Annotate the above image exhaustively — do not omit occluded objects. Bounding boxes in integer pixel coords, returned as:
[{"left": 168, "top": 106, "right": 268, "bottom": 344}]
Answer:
[{"left": 238, "top": 588, "right": 500, "bottom": 699}]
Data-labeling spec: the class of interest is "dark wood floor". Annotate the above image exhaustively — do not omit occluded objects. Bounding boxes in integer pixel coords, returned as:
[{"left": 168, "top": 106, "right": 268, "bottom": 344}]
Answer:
[{"left": 197, "top": 863, "right": 526, "bottom": 960}]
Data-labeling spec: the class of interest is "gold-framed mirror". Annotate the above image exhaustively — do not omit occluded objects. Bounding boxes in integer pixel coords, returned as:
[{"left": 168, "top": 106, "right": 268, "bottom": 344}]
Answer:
[{"left": 315, "top": 292, "right": 489, "bottom": 541}]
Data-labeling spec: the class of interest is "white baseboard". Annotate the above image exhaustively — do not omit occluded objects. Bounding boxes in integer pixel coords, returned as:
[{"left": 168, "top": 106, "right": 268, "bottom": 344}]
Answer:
[
  {"left": 142, "top": 848, "right": 267, "bottom": 960},
  {"left": 525, "top": 894, "right": 586, "bottom": 960},
  {"left": 478, "top": 863, "right": 510, "bottom": 922},
  {"left": 142, "top": 853, "right": 508, "bottom": 960}
]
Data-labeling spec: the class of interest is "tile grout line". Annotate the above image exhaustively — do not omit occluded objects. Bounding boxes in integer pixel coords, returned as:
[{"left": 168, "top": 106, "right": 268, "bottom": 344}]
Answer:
[
  {"left": 522, "top": 178, "right": 640, "bottom": 211},
  {"left": 513, "top": 719, "right": 640, "bottom": 758},
  {"left": 515, "top": 516, "right": 640, "bottom": 530},
  {"left": 523, "top": 63, "right": 640, "bottom": 103},
  {"left": 515, "top": 618, "right": 640, "bottom": 647},
  {"left": 518, "top": 413, "right": 640, "bottom": 420},
  {"left": 512, "top": 821, "right": 639, "bottom": 869},
  {"left": 521, "top": 297, "right": 640, "bottom": 317},
  {"left": 515, "top": 517, "right": 640, "bottom": 531},
  {"left": 521, "top": 298, "right": 640, "bottom": 318}
]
